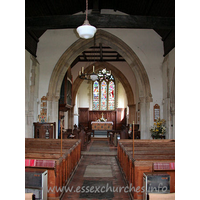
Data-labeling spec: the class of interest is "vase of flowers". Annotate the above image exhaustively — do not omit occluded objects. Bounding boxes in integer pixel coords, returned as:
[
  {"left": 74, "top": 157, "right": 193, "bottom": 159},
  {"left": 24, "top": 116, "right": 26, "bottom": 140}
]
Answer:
[{"left": 150, "top": 118, "right": 166, "bottom": 139}]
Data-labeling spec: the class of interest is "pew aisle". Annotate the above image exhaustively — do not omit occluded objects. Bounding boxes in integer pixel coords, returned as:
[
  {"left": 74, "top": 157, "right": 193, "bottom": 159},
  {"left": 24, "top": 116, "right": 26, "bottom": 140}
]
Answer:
[{"left": 62, "top": 139, "right": 131, "bottom": 200}]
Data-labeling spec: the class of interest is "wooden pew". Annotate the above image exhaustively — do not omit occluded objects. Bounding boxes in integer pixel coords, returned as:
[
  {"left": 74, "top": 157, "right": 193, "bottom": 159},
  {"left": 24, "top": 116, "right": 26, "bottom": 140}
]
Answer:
[
  {"left": 117, "top": 139, "right": 175, "bottom": 200},
  {"left": 25, "top": 139, "right": 81, "bottom": 171},
  {"left": 26, "top": 139, "right": 81, "bottom": 178},
  {"left": 25, "top": 139, "right": 81, "bottom": 200},
  {"left": 25, "top": 157, "right": 62, "bottom": 199},
  {"left": 25, "top": 193, "right": 35, "bottom": 200}
]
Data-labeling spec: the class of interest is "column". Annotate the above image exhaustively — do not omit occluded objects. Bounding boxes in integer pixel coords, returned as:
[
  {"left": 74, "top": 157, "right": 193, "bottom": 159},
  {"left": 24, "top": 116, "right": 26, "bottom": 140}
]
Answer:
[
  {"left": 128, "top": 104, "right": 136, "bottom": 124},
  {"left": 47, "top": 96, "right": 59, "bottom": 138},
  {"left": 139, "top": 97, "right": 151, "bottom": 139}
]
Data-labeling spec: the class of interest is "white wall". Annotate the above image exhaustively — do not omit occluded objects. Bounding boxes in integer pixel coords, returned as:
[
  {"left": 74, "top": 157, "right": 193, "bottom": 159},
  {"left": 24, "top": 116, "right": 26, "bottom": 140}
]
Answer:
[
  {"left": 106, "top": 29, "right": 164, "bottom": 103},
  {"left": 37, "top": 29, "right": 79, "bottom": 99},
  {"left": 117, "top": 81, "right": 127, "bottom": 108},
  {"left": 37, "top": 29, "right": 163, "bottom": 105},
  {"left": 77, "top": 80, "right": 90, "bottom": 108},
  {"left": 34, "top": 28, "right": 165, "bottom": 136}
]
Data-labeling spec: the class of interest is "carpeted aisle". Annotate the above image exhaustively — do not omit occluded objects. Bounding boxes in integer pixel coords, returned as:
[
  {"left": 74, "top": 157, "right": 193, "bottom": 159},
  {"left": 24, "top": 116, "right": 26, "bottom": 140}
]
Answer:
[
  {"left": 89, "top": 140, "right": 110, "bottom": 152},
  {"left": 61, "top": 139, "right": 131, "bottom": 200}
]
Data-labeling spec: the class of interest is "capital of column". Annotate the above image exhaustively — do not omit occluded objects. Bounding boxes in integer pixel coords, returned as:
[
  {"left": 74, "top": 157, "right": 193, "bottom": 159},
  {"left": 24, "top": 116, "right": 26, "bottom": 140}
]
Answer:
[
  {"left": 139, "top": 95, "right": 153, "bottom": 103},
  {"left": 128, "top": 104, "right": 136, "bottom": 108},
  {"left": 47, "top": 93, "right": 60, "bottom": 102}
]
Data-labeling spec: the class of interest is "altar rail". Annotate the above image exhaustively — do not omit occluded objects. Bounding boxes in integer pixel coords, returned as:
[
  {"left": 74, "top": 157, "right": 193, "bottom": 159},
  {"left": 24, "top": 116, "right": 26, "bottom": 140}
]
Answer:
[
  {"left": 117, "top": 139, "right": 175, "bottom": 200},
  {"left": 25, "top": 139, "right": 81, "bottom": 200}
]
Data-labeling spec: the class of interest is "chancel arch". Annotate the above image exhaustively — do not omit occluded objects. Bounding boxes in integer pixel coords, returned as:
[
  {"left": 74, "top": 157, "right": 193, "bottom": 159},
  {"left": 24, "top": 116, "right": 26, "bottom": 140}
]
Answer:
[{"left": 47, "top": 29, "right": 152, "bottom": 138}]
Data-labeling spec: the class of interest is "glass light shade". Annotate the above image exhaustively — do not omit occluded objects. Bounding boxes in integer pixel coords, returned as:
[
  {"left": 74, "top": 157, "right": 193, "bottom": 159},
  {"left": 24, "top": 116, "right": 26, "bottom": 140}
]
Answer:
[
  {"left": 76, "top": 20, "right": 96, "bottom": 39},
  {"left": 90, "top": 74, "right": 98, "bottom": 81}
]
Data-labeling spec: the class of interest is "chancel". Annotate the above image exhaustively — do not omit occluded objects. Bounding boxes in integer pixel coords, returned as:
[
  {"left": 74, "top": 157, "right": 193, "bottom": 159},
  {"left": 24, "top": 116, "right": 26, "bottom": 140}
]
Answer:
[{"left": 25, "top": 1, "right": 175, "bottom": 200}]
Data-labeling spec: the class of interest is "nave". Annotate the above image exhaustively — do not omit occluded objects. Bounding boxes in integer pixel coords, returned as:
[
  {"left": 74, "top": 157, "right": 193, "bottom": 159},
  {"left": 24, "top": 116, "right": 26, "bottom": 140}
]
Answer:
[
  {"left": 25, "top": 137, "right": 175, "bottom": 200},
  {"left": 62, "top": 139, "right": 131, "bottom": 199}
]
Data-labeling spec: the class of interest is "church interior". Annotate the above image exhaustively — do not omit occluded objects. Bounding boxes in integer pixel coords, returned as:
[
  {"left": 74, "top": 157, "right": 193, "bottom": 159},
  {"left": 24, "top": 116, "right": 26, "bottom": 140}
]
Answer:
[{"left": 24, "top": 0, "right": 177, "bottom": 199}]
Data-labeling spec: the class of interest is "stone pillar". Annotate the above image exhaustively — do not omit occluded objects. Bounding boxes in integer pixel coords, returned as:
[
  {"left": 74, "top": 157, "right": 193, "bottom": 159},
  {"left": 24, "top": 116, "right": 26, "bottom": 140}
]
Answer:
[
  {"left": 47, "top": 96, "right": 59, "bottom": 138},
  {"left": 64, "top": 111, "right": 68, "bottom": 129},
  {"left": 128, "top": 104, "right": 136, "bottom": 124},
  {"left": 170, "top": 102, "right": 175, "bottom": 139},
  {"left": 171, "top": 109, "right": 175, "bottom": 139},
  {"left": 139, "top": 97, "right": 152, "bottom": 139},
  {"left": 164, "top": 98, "right": 171, "bottom": 139},
  {"left": 163, "top": 97, "right": 175, "bottom": 139},
  {"left": 25, "top": 55, "right": 39, "bottom": 138}
]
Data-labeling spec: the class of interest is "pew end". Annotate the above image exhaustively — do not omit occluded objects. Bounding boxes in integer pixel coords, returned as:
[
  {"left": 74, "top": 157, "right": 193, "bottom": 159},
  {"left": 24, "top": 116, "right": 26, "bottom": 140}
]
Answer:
[
  {"left": 25, "top": 193, "right": 35, "bottom": 200},
  {"left": 149, "top": 193, "right": 175, "bottom": 200}
]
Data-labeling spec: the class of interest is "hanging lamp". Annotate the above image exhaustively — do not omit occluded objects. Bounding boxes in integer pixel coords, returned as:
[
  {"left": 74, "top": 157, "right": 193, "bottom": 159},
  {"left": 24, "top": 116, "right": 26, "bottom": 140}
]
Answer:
[{"left": 76, "top": 0, "right": 97, "bottom": 39}]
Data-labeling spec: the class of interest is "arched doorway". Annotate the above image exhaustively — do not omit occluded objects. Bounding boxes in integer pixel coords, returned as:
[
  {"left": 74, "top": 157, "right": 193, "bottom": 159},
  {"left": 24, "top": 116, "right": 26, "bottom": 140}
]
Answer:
[{"left": 47, "top": 29, "right": 152, "bottom": 138}]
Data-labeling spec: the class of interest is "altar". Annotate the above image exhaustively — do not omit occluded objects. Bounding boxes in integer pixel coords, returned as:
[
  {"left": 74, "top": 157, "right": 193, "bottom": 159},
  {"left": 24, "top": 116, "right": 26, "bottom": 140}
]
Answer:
[{"left": 91, "top": 121, "right": 113, "bottom": 130}]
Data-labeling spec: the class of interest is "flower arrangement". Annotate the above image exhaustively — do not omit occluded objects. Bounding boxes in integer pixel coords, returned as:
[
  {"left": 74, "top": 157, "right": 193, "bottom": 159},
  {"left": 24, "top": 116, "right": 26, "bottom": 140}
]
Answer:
[{"left": 150, "top": 118, "right": 166, "bottom": 139}]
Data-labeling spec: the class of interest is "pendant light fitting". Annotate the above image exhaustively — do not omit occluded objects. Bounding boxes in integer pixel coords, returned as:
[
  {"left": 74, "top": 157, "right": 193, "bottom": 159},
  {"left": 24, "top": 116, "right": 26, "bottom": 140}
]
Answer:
[{"left": 76, "top": 0, "right": 97, "bottom": 39}]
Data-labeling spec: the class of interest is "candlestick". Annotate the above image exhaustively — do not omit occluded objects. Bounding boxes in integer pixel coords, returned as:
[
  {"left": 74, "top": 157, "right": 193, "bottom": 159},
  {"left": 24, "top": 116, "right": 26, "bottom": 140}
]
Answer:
[
  {"left": 132, "top": 121, "right": 134, "bottom": 158},
  {"left": 82, "top": 67, "right": 84, "bottom": 74},
  {"left": 61, "top": 120, "right": 63, "bottom": 157},
  {"left": 93, "top": 65, "right": 95, "bottom": 72}
]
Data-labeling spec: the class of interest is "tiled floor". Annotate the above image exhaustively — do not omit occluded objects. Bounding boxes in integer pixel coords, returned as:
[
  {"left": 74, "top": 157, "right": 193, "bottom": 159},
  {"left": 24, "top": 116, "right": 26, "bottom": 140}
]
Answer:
[{"left": 61, "top": 139, "right": 131, "bottom": 200}]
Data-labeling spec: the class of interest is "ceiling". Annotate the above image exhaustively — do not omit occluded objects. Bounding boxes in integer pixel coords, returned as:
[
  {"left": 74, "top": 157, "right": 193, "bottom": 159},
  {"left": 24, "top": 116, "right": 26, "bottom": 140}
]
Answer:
[{"left": 25, "top": 0, "right": 175, "bottom": 58}]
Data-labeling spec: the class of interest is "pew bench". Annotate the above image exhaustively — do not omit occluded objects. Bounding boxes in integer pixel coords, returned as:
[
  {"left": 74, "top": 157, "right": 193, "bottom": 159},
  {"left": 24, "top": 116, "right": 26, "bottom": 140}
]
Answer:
[
  {"left": 25, "top": 193, "right": 35, "bottom": 200},
  {"left": 25, "top": 157, "right": 62, "bottom": 200},
  {"left": 25, "top": 139, "right": 81, "bottom": 200},
  {"left": 117, "top": 139, "right": 175, "bottom": 200},
  {"left": 149, "top": 193, "right": 175, "bottom": 200}
]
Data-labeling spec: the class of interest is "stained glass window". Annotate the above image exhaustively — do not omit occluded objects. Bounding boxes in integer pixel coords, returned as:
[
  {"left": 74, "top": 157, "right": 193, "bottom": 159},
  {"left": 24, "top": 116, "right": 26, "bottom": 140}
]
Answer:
[
  {"left": 92, "top": 76, "right": 115, "bottom": 110},
  {"left": 101, "top": 81, "right": 107, "bottom": 110},
  {"left": 93, "top": 81, "right": 99, "bottom": 110},
  {"left": 108, "top": 81, "right": 115, "bottom": 110}
]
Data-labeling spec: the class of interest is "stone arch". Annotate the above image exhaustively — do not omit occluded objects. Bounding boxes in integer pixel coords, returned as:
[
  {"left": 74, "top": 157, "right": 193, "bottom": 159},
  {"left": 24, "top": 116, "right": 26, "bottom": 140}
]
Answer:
[
  {"left": 72, "top": 62, "right": 135, "bottom": 107},
  {"left": 47, "top": 29, "right": 152, "bottom": 138}
]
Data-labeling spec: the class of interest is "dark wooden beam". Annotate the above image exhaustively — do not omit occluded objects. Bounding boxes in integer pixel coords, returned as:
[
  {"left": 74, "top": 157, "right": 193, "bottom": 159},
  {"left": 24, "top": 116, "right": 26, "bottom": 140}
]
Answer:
[
  {"left": 26, "top": 14, "right": 175, "bottom": 30},
  {"left": 163, "top": 30, "right": 175, "bottom": 56},
  {"left": 91, "top": 0, "right": 100, "bottom": 14},
  {"left": 78, "top": 58, "right": 126, "bottom": 62},
  {"left": 99, "top": 43, "right": 103, "bottom": 61},
  {"left": 82, "top": 52, "right": 88, "bottom": 61},
  {"left": 25, "top": 30, "right": 38, "bottom": 57},
  {"left": 84, "top": 50, "right": 119, "bottom": 54},
  {"left": 79, "top": 55, "right": 123, "bottom": 58},
  {"left": 89, "top": 46, "right": 111, "bottom": 49}
]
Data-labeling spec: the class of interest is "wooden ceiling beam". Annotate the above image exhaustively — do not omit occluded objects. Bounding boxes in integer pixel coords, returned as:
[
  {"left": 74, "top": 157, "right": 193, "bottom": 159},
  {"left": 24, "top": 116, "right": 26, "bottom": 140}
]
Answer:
[
  {"left": 79, "top": 55, "right": 123, "bottom": 58},
  {"left": 91, "top": 0, "right": 100, "bottom": 14},
  {"left": 78, "top": 59, "right": 126, "bottom": 62},
  {"left": 99, "top": 43, "right": 103, "bottom": 61},
  {"left": 84, "top": 50, "right": 119, "bottom": 54},
  {"left": 25, "top": 14, "right": 175, "bottom": 30}
]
